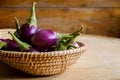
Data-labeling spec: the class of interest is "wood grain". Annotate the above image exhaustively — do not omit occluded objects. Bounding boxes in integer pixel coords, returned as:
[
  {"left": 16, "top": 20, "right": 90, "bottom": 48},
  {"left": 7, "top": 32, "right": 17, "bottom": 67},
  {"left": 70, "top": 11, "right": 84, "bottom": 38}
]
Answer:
[
  {"left": 0, "top": 7, "right": 120, "bottom": 37},
  {"left": 40, "top": 0, "right": 120, "bottom": 8},
  {"left": 0, "top": 1, "right": 120, "bottom": 37},
  {"left": 0, "top": 0, "right": 120, "bottom": 7}
]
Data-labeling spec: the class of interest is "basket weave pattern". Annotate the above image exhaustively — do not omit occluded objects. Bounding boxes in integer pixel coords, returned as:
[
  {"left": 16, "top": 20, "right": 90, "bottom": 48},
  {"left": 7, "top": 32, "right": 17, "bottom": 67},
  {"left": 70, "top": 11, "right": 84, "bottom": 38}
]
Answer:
[{"left": 0, "top": 29, "right": 86, "bottom": 75}]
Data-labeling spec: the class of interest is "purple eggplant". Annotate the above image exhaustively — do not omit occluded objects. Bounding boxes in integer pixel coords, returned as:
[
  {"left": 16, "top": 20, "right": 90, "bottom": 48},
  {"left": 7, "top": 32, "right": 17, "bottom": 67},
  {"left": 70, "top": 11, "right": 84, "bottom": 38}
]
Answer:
[
  {"left": 71, "top": 41, "right": 80, "bottom": 48},
  {"left": 31, "top": 29, "right": 58, "bottom": 51},
  {"left": 18, "top": 2, "right": 38, "bottom": 43},
  {"left": 9, "top": 32, "right": 39, "bottom": 52},
  {"left": 0, "top": 39, "right": 20, "bottom": 51},
  {"left": 0, "top": 39, "right": 8, "bottom": 42},
  {"left": 55, "top": 26, "right": 82, "bottom": 50}
]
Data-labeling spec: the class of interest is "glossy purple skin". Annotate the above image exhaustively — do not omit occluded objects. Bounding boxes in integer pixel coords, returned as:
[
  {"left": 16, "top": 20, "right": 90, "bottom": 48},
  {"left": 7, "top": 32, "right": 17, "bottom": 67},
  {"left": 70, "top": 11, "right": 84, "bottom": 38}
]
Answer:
[
  {"left": 0, "top": 39, "right": 10, "bottom": 43},
  {"left": 6, "top": 40, "right": 20, "bottom": 51},
  {"left": 31, "top": 29, "right": 58, "bottom": 50},
  {"left": 18, "top": 23, "right": 38, "bottom": 43},
  {"left": 24, "top": 47, "right": 39, "bottom": 52},
  {"left": 0, "top": 39, "right": 20, "bottom": 51},
  {"left": 41, "top": 47, "right": 55, "bottom": 52},
  {"left": 72, "top": 41, "right": 80, "bottom": 48}
]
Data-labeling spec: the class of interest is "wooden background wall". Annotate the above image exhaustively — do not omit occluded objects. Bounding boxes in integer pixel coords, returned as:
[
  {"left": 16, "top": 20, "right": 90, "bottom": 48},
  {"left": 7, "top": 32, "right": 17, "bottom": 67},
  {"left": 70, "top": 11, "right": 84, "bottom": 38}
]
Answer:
[{"left": 0, "top": 0, "right": 120, "bottom": 37}]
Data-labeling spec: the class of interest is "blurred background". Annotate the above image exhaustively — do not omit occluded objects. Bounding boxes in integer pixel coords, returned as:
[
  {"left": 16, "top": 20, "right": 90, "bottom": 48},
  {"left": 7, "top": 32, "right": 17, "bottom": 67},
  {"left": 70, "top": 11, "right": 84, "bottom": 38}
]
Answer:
[{"left": 0, "top": 0, "right": 120, "bottom": 38}]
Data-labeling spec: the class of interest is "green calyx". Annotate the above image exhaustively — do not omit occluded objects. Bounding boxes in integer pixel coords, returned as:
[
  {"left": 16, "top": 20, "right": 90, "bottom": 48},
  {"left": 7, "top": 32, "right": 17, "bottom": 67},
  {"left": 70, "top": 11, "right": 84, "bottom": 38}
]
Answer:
[
  {"left": 14, "top": 17, "right": 20, "bottom": 32},
  {"left": 55, "top": 26, "right": 83, "bottom": 51},
  {"left": 0, "top": 41, "right": 6, "bottom": 49},
  {"left": 8, "top": 32, "right": 31, "bottom": 51},
  {"left": 26, "top": 2, "right": 37, "bottom": 26}
]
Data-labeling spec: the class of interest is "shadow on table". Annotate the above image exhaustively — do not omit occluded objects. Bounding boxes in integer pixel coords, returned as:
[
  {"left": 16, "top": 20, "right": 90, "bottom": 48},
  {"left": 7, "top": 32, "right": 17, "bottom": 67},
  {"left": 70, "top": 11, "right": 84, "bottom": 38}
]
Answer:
[{"left": 0, "top": 62, "right": 56, "bottom": 79}]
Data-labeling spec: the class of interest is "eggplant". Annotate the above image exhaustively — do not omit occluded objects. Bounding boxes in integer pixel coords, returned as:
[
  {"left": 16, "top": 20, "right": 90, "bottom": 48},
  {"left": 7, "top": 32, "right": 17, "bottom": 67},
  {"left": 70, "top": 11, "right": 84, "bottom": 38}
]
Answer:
[
  {"left": 69, "top": 41, "right": 80, "bottom": 49},
  {"left": 0, "top": 39, "right": 20, "bottom": 51},
  {"left": 55, "top": 26, "right": 82, "bottom": 50},
  {"left": 31, "top": 29, "right": 58, "bottom": 51},
  {"left": 71, "top": 41, "right": 80, "bottom": 48},
  {"left": 0, "top": 39, "right": 8, "bottom": 42},
  {"left": 9, "top": 32, "right": 39, "bottom": 52},
  {"left": 18, "top": 2, "right": 38, "bottom": 43}
]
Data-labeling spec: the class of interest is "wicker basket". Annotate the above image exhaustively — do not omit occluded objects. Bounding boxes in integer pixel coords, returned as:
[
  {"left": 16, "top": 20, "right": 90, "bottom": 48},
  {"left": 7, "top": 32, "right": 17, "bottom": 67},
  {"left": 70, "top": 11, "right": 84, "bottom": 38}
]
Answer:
[{"left": 0, "top": 29, "right": 86, "bottom": 76}]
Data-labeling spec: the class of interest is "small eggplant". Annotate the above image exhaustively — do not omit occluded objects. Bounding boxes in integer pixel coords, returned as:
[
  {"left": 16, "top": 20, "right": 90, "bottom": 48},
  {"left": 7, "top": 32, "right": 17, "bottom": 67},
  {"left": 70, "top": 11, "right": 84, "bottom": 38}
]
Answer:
[
  {"left": 9, "top": 32, "right": 39, "bottom": 52},
  {"left": 18, "top": 2, "right": 38, "bottom": 43},
  {"left": 0, "top": 39, "right": 8, "bottom": 42},
  {"left": 31, "top": 29, "right": 58, "bottom": 51},
  {"left": 71, "top": 41, "right": 80, "bottom": 48},
  {"left": 55, "top": 26, "right": 82, "bottom": 50},
  {"left": 0, "top": 39, "right": 20, "bottom": 51}
]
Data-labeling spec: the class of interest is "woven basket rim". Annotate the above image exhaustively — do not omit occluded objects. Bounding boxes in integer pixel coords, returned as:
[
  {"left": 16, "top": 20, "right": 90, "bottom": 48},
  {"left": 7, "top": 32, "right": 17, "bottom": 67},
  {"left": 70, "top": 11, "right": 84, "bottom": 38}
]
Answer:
[
  {"left": 0, "top": 29, "right": 15, "bottom": 32},
  {"left": 0, "top": 43, "right": 85, "bottom": 56}
]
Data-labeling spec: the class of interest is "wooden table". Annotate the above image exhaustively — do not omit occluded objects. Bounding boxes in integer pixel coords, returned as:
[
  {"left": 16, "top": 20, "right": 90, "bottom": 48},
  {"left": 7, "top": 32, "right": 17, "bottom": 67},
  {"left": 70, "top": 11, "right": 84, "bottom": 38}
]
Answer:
[{"left": 0, "top": 35, "right": 120, "bottom": 80}]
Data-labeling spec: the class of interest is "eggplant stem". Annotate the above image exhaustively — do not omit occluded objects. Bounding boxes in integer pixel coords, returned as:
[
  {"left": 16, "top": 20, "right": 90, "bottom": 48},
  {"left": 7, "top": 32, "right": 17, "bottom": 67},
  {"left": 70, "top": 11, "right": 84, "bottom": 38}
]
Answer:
[
  {"left": 55, "top": 25, "right": 83, "bottom": 50},
  {"left": 27, "top": 2, "right": 37, "bottom": 26},
  {"left": 8, "top": 32, "right": 30, "bottom": 51},
  {"left": 0, "top": 41, "right": 6, "bottom": 49},
  {"left": 70, "top": 25, "right": 83, "bottom": 35},
  {"left": 14, "top": 17, "right": 20, "bottom": 32}
]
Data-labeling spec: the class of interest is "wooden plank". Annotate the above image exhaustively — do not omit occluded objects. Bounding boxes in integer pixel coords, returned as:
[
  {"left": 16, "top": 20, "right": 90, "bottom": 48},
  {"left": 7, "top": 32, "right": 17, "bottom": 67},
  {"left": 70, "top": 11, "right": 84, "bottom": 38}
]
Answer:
[
  {"left": 0, "top": 0, "right": 37, "bottom": 7},
  {"left": 40, "top": 0, "right": 120, "bottom": 7},
  {"left": 0, "top": 0, "right": 120, "bottom": 8},
  {"left": 0, "top": 7, "right": 120, "bottom": 37}
]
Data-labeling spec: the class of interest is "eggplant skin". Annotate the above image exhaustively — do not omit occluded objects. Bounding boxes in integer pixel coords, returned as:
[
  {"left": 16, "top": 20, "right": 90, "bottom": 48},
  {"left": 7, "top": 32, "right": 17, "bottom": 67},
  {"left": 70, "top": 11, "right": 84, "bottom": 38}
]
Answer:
[
  {"left": 18, "top": 23, "right": 38, "bottom": 43},
  {"left": 31, "top": 30, "right": 58, "bottom": 50},
  {"left": 0, "top": 39, "right": 20, "bottom": 51},
  {"left": 24, "top": 47, "right": 39, "bottom": 52},
  {"left": 72, "top": 41, "right": 80, "bottom": 48},
  {"left": 0, "top": 39, "right": 10, "bottom": 43},
  {"left": 5, "top": 40, "right": 20, "bottom": 51}
]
